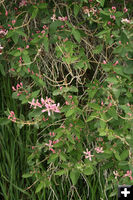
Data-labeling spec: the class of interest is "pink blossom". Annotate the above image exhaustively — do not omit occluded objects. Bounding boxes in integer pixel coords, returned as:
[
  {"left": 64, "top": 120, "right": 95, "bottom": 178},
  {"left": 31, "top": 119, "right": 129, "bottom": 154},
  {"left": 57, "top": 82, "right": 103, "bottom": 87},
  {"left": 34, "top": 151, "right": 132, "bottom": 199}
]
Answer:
[
  {"left": 113, "top": 171, "right": 120, "bottom": 179},
  {"left": 107, "top": 21, "right": 111, "bottom": 25},
  {"left": 83, "top": 149, "right": 94, "bottom": 161},
  {"left": 113, "top": 60, "right": 119, "bottom": 66},
  {"left": 51, "top": 14, "right": 56, "bottom": 22},
  {"left": 110, "top": 15, "right": 116, "bottom": 20},
  {"left": 49, "top": 148, "right": 55, "bottom": 153},
  {"left": 103, "top": 60, "right": 107, "bottom": 64},
  {"left": 121, "top": 18, "right": 130, "bottom": 23},
  {"left": 123, "top": 8, "right": 128, "bottom": 13},
  {"left": 26, "top": 45, "right": 29, "bottom": 49},
  {"left": 123, "top": 170, "right": 133, "bottom": 180},
  {"left": 95, "top": 147, "right": 104, "bottom": 153},
  {"left": 8, "top": 111, "right": 16, "bottom": 122},
  {"left": 53, "top": 139, "right": 59, "bottom": 144},
  {"left": 112, "top": 7, "right": 116, "bottom": 12},
  {"left": 65, "top": 101, "right": 69, "bottom": 105},
  {"left": 5, "top": 10, "right": 8, "bottom": 16},
  {"left": 45, "top": 140, "right": 53, "bottom": 147},
  {"left": 12, "top": 20, "right": 16, "bottom": 25}
]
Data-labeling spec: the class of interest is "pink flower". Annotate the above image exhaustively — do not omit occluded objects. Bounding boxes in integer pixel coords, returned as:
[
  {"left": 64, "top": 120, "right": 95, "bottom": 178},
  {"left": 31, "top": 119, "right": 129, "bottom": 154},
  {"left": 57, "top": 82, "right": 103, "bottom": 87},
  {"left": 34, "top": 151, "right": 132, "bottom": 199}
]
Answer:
[
  {"left": 110, "top": 15, "right": 116, "bottom": 20},
  {"left": 123, "top": 7, "right": 128, "bottom": 13},
  {"left": 26, "top": 45, "right": 29, "bottom": 49},
  {"left": 51, "top": 14, "right": 56, "bottom": 22},
  {"left": 12, "top": 20, "right": 16, "bottom": 25},
  {"left": 95, "top": 147, "right": 104, "bottom": 153},
  {"left": 123, "top": 170, "right": 133, "bottom": 180},
  {"left": 112, "top": 7, "right": 116, "bottom": 12},
  {"left": 113, "top": 60, "right": 119, "bottom": 66},
  {"left": 107, "top": 21, "right": 111, "bottom": 25},
  {"left": 121, "top": 18, "right": 130, "bottom": 23},
  {"left": 65, "top": 101, "right": 69, "bottom": 105},
  {"left": 45, "top": 140, "right": 53, "bottom": 147},
  {"left": 49, "top": 148, "right": 55, "bottom": 153},
  {"left": 5, "top": 10, "right": 8, "bottom": 16},
  {"left": 103, "top": 60, "right": 107, "bottom": 64},
  {"left": 83, "top": 149, "right": 94, "bottom": 161},
  {"left": 113, "top": 171, "right": 120, "bottom": 179},
  {"left": 8, "top": 111, "right": 16, "bottom": 122}
]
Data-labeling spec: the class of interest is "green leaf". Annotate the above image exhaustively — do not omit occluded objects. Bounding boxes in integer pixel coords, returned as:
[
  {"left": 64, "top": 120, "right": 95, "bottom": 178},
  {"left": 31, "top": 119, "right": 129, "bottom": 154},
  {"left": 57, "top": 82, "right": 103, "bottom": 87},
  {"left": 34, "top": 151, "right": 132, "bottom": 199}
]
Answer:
[
  {"left": 38, "top": 3, "right": 48, "bottom": 9},
  {"left": 66, "top": 109, "right": 75, "bottom": 117},
  {"left": 96, "top": 0, "right": 105, "bottom": 7},
  {"left": 88, "top": 103, "right": 101, "bottom": 111},
  {"left": 12, "top": 33, "right": 19, "bottom": 44},
  {"left": 105, "top": 77, "right": 118, "bottom": 84},
  {"left": 16, "top": 30, "right": 27, "bottom": 38},
  {"left": 55, "top": 170, "right": 66, "bottom": 176},
  {"left": 70, "top": 169, "right": 80, "bottom": 185},
  {"left": 50, "top": 21, "right": 64, "bottom": 34},
  {"left": 86, "top": 112, "right": 97, "bottom": 122},
  {"left": 31, "top": 90, "right": 40, "bottom": 98},
  {"left": 60, "top": 152, "right": 67, "bottom": 161},
  {"left": 83, "top": 167, "right": 93, "bottom": 175},
  {"left": 0, "top": 118, "right": 10, "bottom": 125},
  {"left": 9, "top": 50, "right": 21, "bottom": 57},
  {"left": 22, "top": 173, "right": 33, "bottom": 178},
  {"left": 35, "top": 182, "right": 45, "bottom": 193},
  {"left": 93, "top": 45, "right": 103, "bottom": 54},
  {"left": 22, "top": 54, "right": 31, "bottom": 66},
  {"left": 32, "top": 7, "right": 39, "bottom": 19},
  {"left": 43, "top": 36, "right": 49, "bottom": 52},
  {"left": 120, "top": 150, "right": 129, "bottom": 161},
  {"left": 0, "top": 64, "right": 5, "bottom": 76},
  {"left": 114, "top": 151, "right": 121, "bottom": 161},
  {"left": 107, "top": 107, "right": 118, "bottom": 120},
  {"left": 67, "top": 134, "right": 75, "bottom": 144},
  {"left": 72, "top": 28, "right": 81, "bottom": 43},
  {"left": 74, "top": 4, "right": 80, "bottom": 17},
  {"left": 47, "top": 153, "right": 58, "bottom": 164}
]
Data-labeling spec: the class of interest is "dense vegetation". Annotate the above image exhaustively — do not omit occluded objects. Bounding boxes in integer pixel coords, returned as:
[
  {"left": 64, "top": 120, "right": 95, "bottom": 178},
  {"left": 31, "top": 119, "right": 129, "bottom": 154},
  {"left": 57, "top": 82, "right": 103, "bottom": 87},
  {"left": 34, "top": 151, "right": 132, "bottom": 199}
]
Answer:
[{"left": 0, "top": 0, "right": 133, "bottom": 199}]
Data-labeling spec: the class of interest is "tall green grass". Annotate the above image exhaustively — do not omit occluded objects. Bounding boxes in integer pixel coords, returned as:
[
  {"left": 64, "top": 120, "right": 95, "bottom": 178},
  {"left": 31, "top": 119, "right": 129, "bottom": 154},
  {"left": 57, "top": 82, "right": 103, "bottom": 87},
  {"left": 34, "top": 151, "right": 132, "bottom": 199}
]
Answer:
[{"left": 0, "top": 76, "right": 117, "bottom": 200}]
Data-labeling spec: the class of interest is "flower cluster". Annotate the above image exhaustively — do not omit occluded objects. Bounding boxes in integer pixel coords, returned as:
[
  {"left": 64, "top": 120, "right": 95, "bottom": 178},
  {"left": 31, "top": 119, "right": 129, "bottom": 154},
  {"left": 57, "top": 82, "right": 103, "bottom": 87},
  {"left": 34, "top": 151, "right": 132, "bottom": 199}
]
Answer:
[
  {"left": 28, "top": 97, "right": 60, "bottom": 116},
  {"left": 0, "top": 29, "right": 8, "bottom": 37},
  {"left": 83, "top": 146, "right": 104, "bottom": 161},
  {"left": 45, "top": 139, "right": 59, "bottom": 153},
  {"left": 8, "top": 111, "right": 16, "bottom": 122}
]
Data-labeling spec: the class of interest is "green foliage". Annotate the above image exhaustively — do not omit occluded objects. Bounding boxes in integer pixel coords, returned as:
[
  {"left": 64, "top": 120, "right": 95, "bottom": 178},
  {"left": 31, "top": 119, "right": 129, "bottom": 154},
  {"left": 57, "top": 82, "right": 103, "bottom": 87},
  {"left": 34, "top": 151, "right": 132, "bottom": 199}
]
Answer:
[{"left": 1, "top": 0, "right": 133, "bottom": 199}]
